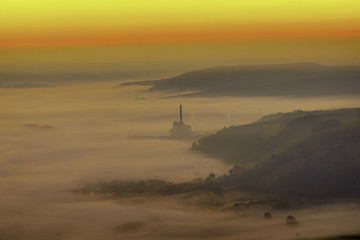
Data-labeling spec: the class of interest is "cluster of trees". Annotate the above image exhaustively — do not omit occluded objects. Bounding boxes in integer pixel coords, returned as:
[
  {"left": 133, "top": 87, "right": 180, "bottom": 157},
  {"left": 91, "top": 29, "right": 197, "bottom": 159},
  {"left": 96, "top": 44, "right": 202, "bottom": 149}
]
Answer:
[{"left": 78, "top": 164, "right": 247, "bottom": 199}]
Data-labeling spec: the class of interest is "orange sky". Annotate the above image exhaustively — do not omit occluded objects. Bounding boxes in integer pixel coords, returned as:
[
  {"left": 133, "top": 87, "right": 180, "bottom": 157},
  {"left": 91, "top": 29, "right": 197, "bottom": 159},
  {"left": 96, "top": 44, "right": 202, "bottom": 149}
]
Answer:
[
  {"left": 1, "top": 19, "right": 360, "bottom": 46},
  {"left": 0, "top": 1, "right": 359, "bottom": 67},
  {"left": 1, "top": 1, "right": 360, "bottom": 46}
]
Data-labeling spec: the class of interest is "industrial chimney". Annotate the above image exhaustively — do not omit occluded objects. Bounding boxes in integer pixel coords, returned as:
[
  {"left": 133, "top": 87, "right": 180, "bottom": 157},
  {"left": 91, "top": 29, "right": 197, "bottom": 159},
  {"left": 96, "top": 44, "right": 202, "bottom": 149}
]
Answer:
[
  {"left": 180, "top": 105, "right": 183, "bottom": 123},
  {"left": 169, "top": 105, "right": 192, "bottom": 138}
]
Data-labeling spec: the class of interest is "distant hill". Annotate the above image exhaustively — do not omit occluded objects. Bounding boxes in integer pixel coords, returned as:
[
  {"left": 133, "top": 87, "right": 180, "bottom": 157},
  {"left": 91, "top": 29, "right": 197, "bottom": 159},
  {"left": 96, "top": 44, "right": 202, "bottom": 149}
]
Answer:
[
  {"left": 122, "top": 63, "right": 360, "bottom": 97},
  {"left": 0, "top": 70, "right": 162, "bottom": 88},
  {"left": 192, "top": 108, "right": 360, "bottom": 198}
]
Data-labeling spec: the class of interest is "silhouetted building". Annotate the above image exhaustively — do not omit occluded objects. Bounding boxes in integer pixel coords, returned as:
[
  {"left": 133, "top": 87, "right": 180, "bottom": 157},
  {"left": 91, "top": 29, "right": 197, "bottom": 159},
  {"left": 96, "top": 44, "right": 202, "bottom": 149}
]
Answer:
[{"left": 170, "top": 105, "right": 192, "bottom": 138}]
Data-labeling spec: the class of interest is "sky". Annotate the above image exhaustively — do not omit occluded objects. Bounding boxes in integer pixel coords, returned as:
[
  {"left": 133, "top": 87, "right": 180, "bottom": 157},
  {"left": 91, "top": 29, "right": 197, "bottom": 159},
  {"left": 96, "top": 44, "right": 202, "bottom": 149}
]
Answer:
[
  {"left": 0, "top": 0, "right": 360, "bottom": 70},
  {"left": 1, "top": 0, "right": 360, "bottom": 46}
]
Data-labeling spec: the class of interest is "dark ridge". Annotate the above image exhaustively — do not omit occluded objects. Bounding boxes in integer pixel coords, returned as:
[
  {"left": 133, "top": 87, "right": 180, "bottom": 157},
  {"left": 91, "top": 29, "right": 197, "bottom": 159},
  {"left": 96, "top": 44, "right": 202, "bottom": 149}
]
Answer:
[{"left": 121, "top": 63, "right": 360, "bottom": 97}]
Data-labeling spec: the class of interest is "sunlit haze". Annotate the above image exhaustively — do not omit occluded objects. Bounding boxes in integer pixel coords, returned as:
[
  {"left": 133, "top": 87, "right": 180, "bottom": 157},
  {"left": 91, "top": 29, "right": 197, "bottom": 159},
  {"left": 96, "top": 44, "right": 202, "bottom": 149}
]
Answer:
[{"left": 1, "top": 1, "right": 360, "bottom": 240}]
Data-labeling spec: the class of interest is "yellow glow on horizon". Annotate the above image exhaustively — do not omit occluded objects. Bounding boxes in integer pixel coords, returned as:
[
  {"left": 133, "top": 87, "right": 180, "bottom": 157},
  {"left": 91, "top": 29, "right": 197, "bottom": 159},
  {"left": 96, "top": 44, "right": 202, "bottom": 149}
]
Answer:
[
  {"left": 1, "top": 0, "right": 360, "bottom": 46},
  {"left": 1, "top": 0, "right": 360, "bottom": 28}
]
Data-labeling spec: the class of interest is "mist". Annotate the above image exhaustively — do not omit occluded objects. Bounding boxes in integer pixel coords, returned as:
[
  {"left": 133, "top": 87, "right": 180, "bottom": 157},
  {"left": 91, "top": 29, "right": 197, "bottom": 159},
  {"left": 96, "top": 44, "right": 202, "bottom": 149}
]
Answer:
[{"left": 1, "top": 79, "right": 360, "bottom": 239}]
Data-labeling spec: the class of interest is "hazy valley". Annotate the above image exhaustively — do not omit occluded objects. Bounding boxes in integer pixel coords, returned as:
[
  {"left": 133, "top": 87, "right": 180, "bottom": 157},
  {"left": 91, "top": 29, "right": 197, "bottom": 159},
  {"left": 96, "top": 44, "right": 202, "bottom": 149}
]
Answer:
[{"left": 1, "top": 63, "right": 360, "bottom": 240}]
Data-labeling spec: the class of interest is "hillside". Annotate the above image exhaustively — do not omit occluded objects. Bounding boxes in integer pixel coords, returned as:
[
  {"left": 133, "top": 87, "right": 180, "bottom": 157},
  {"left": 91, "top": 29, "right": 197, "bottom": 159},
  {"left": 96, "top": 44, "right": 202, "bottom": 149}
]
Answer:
[
  {"left": 192, "top": 108, "right": 360, "bottom": 198},
  {"left": 192, "top": 108, "right": 360, "bottom": 163},
  {"left": 121, "top": 63, "right": 360, "bottom": 97}
]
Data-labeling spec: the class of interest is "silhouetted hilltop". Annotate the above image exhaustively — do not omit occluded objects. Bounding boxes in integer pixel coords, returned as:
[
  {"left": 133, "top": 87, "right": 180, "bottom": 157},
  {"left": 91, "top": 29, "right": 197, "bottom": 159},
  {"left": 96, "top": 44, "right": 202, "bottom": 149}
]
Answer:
[
  {"left": 122, "top": 63, "right": 360, "bottom": 97},
  {"left": 192, "top": 108, "right": 360, "bottom": 198},
  {"left": 192, "top": 108, "right": 360, "bottom": 162}
]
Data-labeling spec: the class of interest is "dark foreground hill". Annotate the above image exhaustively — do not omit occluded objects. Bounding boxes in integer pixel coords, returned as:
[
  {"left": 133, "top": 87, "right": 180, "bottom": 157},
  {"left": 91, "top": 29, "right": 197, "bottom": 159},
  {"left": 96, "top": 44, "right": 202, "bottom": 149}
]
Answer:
[
  {"left": 192, "top": 108, "right": 360, "bottom": 198},
  {"left": 121, "top": 63, "right": 360, "bottom": 97}
]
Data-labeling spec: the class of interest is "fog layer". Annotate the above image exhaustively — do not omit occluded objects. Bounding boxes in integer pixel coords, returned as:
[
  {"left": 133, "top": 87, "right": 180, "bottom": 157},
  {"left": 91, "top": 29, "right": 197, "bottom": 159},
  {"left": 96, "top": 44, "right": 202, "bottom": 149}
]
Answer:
[{"left": 1, "top": 80, "right": 359, "bottom": 239}]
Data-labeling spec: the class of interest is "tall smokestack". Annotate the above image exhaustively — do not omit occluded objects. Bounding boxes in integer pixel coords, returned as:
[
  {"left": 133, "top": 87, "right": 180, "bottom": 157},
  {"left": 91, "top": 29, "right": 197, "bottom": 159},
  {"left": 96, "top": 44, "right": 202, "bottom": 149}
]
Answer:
[{"left": 180, "top": 105, "right": 183, "bottom": 123}]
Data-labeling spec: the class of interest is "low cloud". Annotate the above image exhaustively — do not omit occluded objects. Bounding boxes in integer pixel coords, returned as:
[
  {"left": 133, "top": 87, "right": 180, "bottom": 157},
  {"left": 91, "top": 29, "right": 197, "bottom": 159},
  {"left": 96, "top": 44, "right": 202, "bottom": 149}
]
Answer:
[{"left": 0, "top": 81, "right": 359, "bottom": 239}]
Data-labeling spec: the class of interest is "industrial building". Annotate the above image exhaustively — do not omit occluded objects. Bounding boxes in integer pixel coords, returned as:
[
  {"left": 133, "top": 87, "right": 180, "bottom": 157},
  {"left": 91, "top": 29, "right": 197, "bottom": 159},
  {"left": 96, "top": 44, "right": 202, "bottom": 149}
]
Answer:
[{"left": 169, "top": 105, "right": 192, "bottom": 138}]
